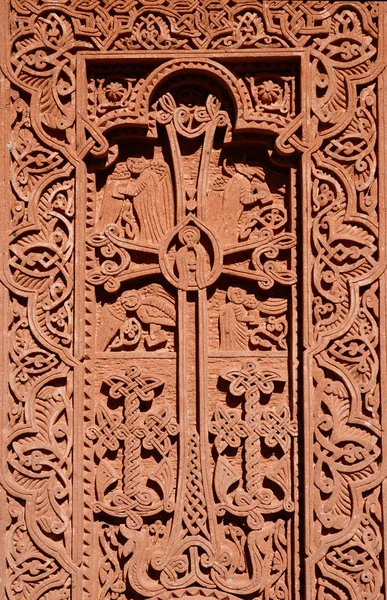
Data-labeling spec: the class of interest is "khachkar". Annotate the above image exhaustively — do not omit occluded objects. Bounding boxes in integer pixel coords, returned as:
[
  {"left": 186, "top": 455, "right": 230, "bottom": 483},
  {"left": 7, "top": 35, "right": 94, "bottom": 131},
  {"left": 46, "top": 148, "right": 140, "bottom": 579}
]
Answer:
[{"left": 0, "top": 2, "right": 385, "bottom": 600}]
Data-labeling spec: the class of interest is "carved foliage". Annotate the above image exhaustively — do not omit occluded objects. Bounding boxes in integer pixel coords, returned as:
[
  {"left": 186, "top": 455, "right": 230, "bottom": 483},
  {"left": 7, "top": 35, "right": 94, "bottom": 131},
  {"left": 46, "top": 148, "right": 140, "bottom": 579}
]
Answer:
[{"left": 2, "top": 2, "right": 385, "bottom": 600}]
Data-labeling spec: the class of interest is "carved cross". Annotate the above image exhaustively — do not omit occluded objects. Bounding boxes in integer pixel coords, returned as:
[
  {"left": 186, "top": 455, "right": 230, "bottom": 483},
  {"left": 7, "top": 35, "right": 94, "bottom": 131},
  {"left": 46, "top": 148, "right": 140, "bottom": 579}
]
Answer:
[{"left": 87, "top": 86, "right": 296, "bottom": 594}]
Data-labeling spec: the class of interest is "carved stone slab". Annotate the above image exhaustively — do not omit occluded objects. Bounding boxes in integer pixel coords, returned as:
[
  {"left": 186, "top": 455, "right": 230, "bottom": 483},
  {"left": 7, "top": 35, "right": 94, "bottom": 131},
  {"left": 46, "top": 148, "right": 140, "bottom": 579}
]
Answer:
[{"left": 0, "top": 3, "right": 386, "bottom": 600}]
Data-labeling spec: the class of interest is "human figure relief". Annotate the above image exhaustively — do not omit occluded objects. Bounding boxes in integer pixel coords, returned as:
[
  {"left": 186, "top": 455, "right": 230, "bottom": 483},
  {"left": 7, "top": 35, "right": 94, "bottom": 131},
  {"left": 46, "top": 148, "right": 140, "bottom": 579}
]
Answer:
[
  {"left": 97, "top": 283, "right": 175, "bottom": 350},
  {"left": 96, "top": 162, "right": 137, "bottom": 234},
  {"left": 85, "top": 81, "right": 295, "bottom": 598},
  {"left": 175, "top": 225, "right": 208, "bottom": 290},
  {"left": 115, "top": 156, "right": 174, "bottom": 244},
  {"left": 219, "top": 287, "right": 259, "bottom": 350},
  {"left": 209, "top": 160, "right": 273, "bottom": 244},
  {"left": 219, "top": 286, "right": 288, "bottom": 351}
]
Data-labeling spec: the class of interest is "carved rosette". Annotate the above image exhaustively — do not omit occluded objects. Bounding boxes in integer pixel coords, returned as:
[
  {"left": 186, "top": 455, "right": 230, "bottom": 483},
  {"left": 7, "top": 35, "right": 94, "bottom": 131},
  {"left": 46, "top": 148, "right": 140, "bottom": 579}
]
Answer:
[{"left": 1, "top": 2, "right": 385, "bottom": 600}]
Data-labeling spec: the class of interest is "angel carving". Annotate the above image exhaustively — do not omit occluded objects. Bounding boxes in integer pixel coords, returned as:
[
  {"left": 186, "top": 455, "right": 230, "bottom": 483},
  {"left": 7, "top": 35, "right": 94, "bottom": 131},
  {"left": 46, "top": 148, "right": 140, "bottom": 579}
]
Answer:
[
  {"left": 96, "top": 155, "right": 174, "bottom": 243},
  {"left": 208, "top": 160, "right": 274, "bottom": 244},
  {"left": 98, "top": 284, "right": 175, "bottom": 351},
  {"left": 96, "top": 162, "right": 137, "bottom": 235},
  {"left": 115, "top": 156, "right": 174, "bottom": 244}
]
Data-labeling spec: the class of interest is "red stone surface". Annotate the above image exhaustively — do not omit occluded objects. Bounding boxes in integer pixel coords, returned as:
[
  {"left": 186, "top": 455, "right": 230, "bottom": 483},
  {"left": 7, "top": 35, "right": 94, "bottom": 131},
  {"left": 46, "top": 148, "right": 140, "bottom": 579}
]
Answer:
[{"left": 0, "top": 2, "right": 386, "bottom": 600}]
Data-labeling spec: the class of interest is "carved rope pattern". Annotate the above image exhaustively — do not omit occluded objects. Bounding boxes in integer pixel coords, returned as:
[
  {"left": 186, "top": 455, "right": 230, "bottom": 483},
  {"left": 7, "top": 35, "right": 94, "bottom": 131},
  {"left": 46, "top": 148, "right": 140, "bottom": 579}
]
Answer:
[{"left": 1, "top": 2, "right": 385, "bottom": 600}]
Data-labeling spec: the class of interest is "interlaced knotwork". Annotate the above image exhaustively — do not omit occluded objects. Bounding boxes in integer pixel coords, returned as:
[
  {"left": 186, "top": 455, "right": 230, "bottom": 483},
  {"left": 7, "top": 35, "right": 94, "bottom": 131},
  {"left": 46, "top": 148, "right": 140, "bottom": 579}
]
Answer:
[{"left": 183, "top": 432, "right": 210, "bottom": 539}]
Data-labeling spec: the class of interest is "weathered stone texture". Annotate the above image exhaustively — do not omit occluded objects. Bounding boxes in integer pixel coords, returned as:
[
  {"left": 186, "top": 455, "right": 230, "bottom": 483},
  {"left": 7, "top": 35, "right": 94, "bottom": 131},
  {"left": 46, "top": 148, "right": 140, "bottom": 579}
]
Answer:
[{"left": 0, "top": 2, "right": 385, "bottom": 600}]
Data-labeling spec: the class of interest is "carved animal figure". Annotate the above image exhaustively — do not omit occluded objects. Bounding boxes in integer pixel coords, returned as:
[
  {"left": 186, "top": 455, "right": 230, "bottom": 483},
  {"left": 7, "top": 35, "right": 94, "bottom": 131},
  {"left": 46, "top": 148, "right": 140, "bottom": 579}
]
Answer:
[{"left": 98, "top": 284, "right": 175, "bottom": 350}]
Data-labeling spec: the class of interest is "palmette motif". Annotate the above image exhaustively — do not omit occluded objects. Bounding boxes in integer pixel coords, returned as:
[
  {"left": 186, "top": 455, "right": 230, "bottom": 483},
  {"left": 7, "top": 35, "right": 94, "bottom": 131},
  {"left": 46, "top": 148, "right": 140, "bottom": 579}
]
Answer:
[{"left": 1, "top": 2, "right": 386, "bottom": 600}]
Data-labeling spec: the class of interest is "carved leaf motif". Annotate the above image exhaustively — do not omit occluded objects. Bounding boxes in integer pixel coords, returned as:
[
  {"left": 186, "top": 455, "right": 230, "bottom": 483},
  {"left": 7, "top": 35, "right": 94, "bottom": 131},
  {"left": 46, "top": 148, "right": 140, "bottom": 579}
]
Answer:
[
  {"left": 213, "top": 456, "right": 240, "bottom": 503},
  {"left": 3, "top": 2, "right": 385, "bottom": 600}
]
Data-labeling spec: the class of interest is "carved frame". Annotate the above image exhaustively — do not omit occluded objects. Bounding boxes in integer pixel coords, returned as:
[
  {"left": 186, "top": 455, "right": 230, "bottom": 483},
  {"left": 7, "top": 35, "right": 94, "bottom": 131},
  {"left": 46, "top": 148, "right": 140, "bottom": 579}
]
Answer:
[{"left": 0, "top": 3, "right": 386, "bottom": 600}]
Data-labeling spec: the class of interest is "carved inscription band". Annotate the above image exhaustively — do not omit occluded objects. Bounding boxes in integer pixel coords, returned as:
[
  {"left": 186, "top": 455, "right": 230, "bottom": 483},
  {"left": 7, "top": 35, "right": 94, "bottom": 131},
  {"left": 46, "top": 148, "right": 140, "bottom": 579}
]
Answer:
[{"left": 0, "top": 3, "right": 386, "bottom": 600}]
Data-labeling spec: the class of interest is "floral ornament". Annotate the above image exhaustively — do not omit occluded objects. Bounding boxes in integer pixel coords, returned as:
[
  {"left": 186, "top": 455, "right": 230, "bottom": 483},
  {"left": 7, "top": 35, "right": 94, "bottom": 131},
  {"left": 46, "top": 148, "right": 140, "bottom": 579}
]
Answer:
[
  {"left": 104, "top": 81, "right": 127, "bottom": 103},
  {"left": 256, "top": 80, "right": 282, "bottom": 105}
]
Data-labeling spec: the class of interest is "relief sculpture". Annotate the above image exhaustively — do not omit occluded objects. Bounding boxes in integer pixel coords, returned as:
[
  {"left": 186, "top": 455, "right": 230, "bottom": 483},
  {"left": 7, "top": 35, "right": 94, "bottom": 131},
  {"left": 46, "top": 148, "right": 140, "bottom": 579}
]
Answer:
[
  {"left": 97, "top": 156, "right": 173, "bottom": 242},
  {"left": 98, "top": 284, "right": 176, "bottom": 351},
  {"left": 219, "top": 287, "right": 288, "bottom": 351},
  {"left": 1, "top": 3, "right": 386, "bottom": 600},
  {"left": 86, "top": 74, "right": 297, "bottom": 599}
]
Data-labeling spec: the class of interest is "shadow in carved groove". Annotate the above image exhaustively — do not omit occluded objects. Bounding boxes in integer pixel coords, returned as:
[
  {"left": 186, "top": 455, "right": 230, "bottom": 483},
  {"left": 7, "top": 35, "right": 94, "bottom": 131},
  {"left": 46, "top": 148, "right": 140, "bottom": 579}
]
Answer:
[{"left": 85, "top": 66, "right": 299, "bottom": 600}]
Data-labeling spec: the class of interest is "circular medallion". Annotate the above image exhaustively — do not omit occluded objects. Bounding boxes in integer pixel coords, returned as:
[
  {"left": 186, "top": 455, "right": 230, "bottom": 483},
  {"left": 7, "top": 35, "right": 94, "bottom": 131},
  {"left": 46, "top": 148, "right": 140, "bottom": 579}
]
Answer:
[{"left": 159, "top": 216, "right": 222, "bottom": 291}]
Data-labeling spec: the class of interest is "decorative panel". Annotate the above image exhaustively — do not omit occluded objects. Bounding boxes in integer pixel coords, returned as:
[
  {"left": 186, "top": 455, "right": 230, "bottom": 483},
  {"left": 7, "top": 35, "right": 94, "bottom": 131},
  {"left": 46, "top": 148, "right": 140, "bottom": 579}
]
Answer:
[{"left": 0, "top": 3, "right": 385, "bottom": 600}]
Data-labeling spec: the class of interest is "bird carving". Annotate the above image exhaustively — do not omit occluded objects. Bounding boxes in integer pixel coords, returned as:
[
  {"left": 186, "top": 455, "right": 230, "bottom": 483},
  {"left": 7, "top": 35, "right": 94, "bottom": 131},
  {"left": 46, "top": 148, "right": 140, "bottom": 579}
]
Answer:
[{"left": 98, "top": 284, "right": 175, "bottom": 351}]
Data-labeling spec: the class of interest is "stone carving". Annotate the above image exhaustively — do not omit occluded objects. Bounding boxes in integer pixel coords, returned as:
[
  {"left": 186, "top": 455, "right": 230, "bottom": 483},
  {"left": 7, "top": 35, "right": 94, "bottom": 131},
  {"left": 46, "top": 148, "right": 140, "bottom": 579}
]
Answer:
[
  {"left": 89, "top": 73, "right": 297, "bottom": 598},
  {"left": 219, "top": 286, "right": 288, "bottom": 351},
  {"left": 209, "top": 158, "right": 287, "bottom": 244},
  {"left": 1, "top": 2, "right": 385, "bottom": 600},
  {"left": 96, "top": 157, "right": 174, "bottom": 241},
  {"left": 84, "top": 71, "right": 297, "bottom": 597},
  {"left": 98, "top": 284, "right": 176, "bottom": 351}
]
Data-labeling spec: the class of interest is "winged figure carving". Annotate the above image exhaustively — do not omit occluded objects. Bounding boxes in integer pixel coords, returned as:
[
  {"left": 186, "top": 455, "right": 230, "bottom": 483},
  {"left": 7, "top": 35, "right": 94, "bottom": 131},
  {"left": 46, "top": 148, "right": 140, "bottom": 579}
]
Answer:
[{"left": 98, "top": 284, "right": 175, "bottom": 350}]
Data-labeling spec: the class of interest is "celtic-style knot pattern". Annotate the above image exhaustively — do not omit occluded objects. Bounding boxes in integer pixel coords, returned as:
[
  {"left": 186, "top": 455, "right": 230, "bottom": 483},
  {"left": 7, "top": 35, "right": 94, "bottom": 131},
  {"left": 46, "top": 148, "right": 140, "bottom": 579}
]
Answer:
[
  {"left": 182, "top": 432, "right": 209, "bottom": 538},
  {"left": 86, "top": 404, "right": 129, "bottom": 460},
  {"left": 1, "top": 2, "right": 386, "bottom": 600},
  {"left": 209, "top": 406, "right": 249, "bottom": 454},
  {"left": 139, "top": 407, "right": 179, "bottom": 456},
  {"left": 222, "top": 359, "right": 285, "bottom": 400},
  {"left": 105, "top": 365, "right": 163, "bottom": 405},
  {"left": 257, "top": 405, "right": 297, "bottom": 452},
  {"left": 218, "top": 361, "right": 294, "bottom": 518}
]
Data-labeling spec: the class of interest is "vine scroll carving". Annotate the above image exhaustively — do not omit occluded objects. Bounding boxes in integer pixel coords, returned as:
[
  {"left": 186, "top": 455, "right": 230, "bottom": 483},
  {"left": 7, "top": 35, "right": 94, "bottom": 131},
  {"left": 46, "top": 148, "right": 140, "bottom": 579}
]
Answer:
[{"left": 0, "top": 2, "right": 386, "bottom": 600}]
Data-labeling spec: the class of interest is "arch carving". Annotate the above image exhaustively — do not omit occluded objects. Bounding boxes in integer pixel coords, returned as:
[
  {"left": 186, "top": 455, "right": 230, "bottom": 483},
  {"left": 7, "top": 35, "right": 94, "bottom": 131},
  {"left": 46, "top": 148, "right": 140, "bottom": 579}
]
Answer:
[
  {"left": 0, "top": 3, "right": 386, "bottom": 600},
  {"left": 79, "top": 56, "right": 299, "bottom": 160}
]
